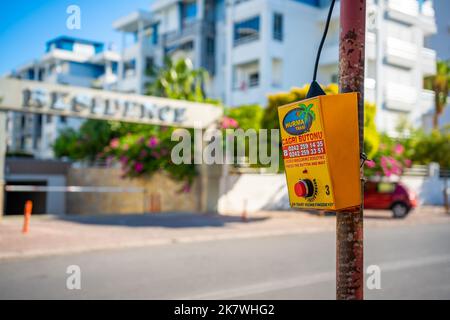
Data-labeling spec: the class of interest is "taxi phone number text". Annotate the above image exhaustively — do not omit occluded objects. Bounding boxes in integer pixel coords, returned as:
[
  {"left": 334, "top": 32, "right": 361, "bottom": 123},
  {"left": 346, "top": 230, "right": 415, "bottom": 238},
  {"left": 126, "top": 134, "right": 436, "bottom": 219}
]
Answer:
[{"left": 282, "top": 140, "right": 325, "bottom": 159}]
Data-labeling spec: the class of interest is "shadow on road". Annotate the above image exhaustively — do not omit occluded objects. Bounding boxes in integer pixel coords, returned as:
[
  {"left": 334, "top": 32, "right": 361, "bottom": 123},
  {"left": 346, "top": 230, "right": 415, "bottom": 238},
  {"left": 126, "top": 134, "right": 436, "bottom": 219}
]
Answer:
[
  {"left": 299, "top": 209, "right": 400, "bottom": 221},
  {"left": 57, "top": 213, "right": 268, "bottom": 228}
]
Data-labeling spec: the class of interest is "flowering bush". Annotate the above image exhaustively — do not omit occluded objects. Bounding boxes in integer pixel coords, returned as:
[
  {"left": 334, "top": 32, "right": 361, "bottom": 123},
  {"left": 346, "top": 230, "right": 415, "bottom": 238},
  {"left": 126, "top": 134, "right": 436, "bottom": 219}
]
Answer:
[
  {"left": 364, "top": 134, "right": 412, "bottom": 178},
  {"left": 100, "top": 127, "right": 197, "bottom": 190}
]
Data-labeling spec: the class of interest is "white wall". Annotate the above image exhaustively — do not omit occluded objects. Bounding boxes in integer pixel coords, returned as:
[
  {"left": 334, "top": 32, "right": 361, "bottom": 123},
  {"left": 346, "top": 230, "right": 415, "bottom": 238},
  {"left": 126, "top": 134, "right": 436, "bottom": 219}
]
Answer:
[
  {"left": 218, "top": 173, "right": 290, "bottom": 214},
  {"left": 218, "top": 165, "right": 448, "bottom": 214},
  {"left": 224, "top": 0, "right": 322, "bottom": 107}
]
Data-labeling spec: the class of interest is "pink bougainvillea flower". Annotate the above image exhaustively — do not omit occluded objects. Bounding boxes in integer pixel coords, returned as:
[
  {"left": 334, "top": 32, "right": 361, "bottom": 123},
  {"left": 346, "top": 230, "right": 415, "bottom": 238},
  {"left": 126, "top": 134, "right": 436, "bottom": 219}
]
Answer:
[
  {"left": 134, "top": 162, "right": 144, "bottom": 173},
  {"left": 394, "top": 143, "right": 405, "bottom": 155},
  {"left": 147, "top": 136, "right": 159, "bottom": 148},
  {"left": 404, "top": 159, "right": 412, "bottom": 168},
  {"left": 221, "top": 116, "right": 239, "bottom": 129},
  {"left": 110, "top": 138, "right": 120, "bottom": 149},
  {"left": 365, "top": 160, "right": 376, "bottom": 168},
  {"left": 389, "top": 157, "right": 403, "bottom": 175},
  {"left": 380, "top": 156, "right": 393, "bottom": 177},
  {"left": 380, "top": 156, "right": 404, "bottom": 176}
]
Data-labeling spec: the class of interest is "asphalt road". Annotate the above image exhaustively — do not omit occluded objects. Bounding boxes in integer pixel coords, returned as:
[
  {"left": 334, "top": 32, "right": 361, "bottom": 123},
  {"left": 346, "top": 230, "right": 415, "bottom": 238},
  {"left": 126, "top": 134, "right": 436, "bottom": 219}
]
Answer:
[{"left": 0, "top": 222, "right": 449, "bottom": 299}]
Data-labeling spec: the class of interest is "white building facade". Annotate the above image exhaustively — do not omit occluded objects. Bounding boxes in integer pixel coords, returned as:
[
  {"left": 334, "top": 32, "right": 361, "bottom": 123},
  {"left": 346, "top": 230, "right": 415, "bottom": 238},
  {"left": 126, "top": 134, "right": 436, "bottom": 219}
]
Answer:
[
  {"left": 6, "top": 0, "right": 438, "bottom": 158},
  {"left": 6, "top": 36, "right": 120, "bottom": 158},
  {"left": 114, "top": 0, "right": 437, "bottom": 136}
]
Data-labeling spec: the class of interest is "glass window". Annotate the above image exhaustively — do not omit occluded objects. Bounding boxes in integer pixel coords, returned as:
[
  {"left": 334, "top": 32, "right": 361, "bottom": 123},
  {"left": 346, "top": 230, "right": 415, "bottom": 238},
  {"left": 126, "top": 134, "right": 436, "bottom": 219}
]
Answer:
[
  {"left": 207, "top": 38, "right": 215, "bottom": 55},
  {"left": 152, "top": 24, "right": 159, "bottom": 45},
  {"left": 273, "top": 13, "right": 283, "bottom": 41},
  {"left": 377, "top": 183, "right": 396, "bottom": 193},
  {"left": 234, "top": 16, "right": 260, "bottom": 46},
  {"left": 249, "top": 72, "right": 259, "bottom": 87},
  {"left": 181, "top": 1, "right": 197, "bottom": 26}
]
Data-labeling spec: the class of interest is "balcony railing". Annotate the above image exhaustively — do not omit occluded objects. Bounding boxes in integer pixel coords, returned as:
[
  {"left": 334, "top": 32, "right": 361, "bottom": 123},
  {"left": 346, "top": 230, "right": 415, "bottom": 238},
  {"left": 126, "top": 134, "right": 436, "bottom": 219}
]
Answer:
[
  {"left": 421, "top": 48, "right": 437, "bottom": 76},
  {"left": 163, "top": 21, "right": 214, "bottom": 45},
  {"left": 233, "top": 33, "right": 260, "bottom": 47},
  {"left": 384, "top": 82, "right": 418, "bottom": 111},
  {"left": 385, "top": 37, "right": 417, "bottom": 67},
  {"left": 387, "top": 0, "right": 419, "bottom": 17}
]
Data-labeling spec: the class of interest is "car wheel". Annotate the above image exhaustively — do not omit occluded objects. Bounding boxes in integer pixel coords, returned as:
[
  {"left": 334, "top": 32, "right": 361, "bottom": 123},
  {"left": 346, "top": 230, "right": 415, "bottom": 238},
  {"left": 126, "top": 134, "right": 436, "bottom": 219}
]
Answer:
[{"left": 392, "top": 202, "right": 409, "bottom": 219}]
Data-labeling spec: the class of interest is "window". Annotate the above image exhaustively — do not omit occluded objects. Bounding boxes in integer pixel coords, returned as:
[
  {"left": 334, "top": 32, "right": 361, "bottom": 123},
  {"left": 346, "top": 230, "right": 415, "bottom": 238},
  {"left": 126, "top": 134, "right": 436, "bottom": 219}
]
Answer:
[
  {"left": 233, "top": 60, "right": 260, "bottom": 90},
  {"left": 206, "top": 37, "right": 215, "bottom": 55},
  {"left": 181, "top": 1, "right": 197, "bottom": 26},
  {"left": 273, "top": 13, "right": 283, "bottom": 41},
  {"left": 377, "top": 183, "right": 396, "bottom": 193},
  {"left": 145, "top": 57, "right": 154, "bottom": 71},
  {"left": 152, "top": 24, "right": 159, "bottom": 45},
  {"left": 59, "top": 116, "right": 67, "bottom": 124},
  {"left": 249, "top": 72, "right": 259, "bottom": 87},
  {"left": 234, "top": 16, "right": 260, "bottom": 46},
  {"left": 124, "top": 60, "right": 136, "bottom": 77}
]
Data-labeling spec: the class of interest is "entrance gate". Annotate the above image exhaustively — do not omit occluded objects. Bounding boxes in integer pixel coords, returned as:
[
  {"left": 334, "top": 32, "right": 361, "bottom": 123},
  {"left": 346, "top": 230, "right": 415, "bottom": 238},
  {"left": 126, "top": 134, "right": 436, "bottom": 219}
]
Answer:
[{"left": 0, "top": 78, "right": 223, "bottom": 217}]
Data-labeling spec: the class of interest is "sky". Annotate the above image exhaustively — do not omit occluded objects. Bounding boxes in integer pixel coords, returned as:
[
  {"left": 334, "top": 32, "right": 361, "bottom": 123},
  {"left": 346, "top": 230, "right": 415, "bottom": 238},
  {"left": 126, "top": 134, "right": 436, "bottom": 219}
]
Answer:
[
  {"left": 0, "top": 0, "right": 448, "bottom": 76},
  {"left": 0, "top": 0, "right": 154, "bottom": 75},
  {"left": 428, "top": 0, "right": 450, "bottom": 61}
]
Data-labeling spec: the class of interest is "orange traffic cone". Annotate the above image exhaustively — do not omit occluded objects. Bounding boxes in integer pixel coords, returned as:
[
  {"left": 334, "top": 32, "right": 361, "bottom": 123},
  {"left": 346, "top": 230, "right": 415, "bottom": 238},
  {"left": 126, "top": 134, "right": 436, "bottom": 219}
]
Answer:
[{"left": 22, "top": 200, "right": 33, "bottom": 234}]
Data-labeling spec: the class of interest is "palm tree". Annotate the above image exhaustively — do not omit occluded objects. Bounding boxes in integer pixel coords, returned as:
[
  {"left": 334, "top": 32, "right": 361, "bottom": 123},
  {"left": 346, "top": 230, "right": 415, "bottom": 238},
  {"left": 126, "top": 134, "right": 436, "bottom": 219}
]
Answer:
[
  {"left": 299, "top": 103, "right": 316, "bottom": 127},
  {"left": 424, "top": 60, "right": 450, "bottom": 129},
  {"left": 146, "top": 57, "right": 209, "bottom": 102}
]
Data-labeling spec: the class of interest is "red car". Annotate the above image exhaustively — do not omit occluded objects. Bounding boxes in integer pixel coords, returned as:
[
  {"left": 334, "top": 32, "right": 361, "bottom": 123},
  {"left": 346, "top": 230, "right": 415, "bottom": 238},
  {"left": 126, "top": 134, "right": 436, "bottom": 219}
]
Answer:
[{"left": 364, "top": 181, "right": 418, "bottom": 218}]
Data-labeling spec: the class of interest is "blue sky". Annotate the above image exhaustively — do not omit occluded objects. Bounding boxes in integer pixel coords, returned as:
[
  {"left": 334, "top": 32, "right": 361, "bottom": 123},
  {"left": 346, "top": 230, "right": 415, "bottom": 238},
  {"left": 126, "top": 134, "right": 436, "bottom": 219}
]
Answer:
[{"left": 0, "top": 0, "right": 154, "bottom": 75}]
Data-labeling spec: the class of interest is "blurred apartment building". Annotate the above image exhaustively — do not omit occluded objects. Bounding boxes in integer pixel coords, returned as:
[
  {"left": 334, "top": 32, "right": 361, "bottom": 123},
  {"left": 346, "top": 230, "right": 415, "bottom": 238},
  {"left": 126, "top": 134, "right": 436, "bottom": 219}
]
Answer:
[
  {"left": 113, "top": 0, "right": 437, "bottom": 136},
  {"left": 7, "top": 36, "right": 120, "bottom": 158},
  {"left": 6, "top": 0, "right": 437, "bottom": 158}
]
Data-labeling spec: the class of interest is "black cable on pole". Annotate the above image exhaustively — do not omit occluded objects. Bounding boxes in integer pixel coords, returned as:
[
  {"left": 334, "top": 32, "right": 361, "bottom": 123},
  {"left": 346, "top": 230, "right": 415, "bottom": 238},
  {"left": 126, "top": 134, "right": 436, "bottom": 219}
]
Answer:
[{"left": 313, "top": 0, "right": 336, "bottom": 82}]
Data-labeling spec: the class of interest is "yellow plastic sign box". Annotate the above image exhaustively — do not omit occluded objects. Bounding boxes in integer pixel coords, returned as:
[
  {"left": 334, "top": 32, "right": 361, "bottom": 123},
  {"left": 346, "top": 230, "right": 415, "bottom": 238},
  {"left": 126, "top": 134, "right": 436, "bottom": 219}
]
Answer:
[{"left": 278, "top": 93, "right": 361, "bottom": 211}]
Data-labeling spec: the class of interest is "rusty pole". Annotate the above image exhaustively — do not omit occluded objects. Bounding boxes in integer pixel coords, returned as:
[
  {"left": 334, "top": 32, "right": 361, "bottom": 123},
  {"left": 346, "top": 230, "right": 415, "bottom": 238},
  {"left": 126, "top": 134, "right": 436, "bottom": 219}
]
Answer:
[{"left": 337, "top": 0, "right": 366, "bottom": 300}]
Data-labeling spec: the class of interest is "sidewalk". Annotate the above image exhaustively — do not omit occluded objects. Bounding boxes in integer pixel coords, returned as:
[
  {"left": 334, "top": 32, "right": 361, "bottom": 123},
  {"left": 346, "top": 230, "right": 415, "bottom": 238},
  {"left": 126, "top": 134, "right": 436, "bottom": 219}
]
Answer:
[{"left": 0, "top": 206, "right": 448, "bottom": 260}]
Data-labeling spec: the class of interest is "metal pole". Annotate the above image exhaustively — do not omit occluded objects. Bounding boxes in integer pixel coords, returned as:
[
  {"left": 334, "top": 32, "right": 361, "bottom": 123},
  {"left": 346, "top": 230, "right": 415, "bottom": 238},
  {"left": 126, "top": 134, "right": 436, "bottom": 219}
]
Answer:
[{"left": 337, "top": 0, "right": 366, "bottom": 300}]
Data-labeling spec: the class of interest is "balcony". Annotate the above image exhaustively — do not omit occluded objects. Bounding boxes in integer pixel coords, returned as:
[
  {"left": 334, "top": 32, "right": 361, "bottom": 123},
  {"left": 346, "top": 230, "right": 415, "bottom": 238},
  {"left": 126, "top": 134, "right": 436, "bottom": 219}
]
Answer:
[
  {"left": 163, "top": 21, "right": 214, "bottom": 46},
  {"left": 385, "top": 37, "right": 417, "bottom": 68},
  {"left": 384, "top": 82, "right": 418, "bottom": 112},
  {"left": 418, "top": 0, "right": 437, "bottom": 35},
  {"left": 386, "top": 0, "right": 436, "bottom": 35},
  {"left": 386, "top": 0, "right": 419, "bottom": 24},
  {"left": 419, "top": 89, "right": 435, "bottom": 114},
  {"left": 421, "top": 48, "right": 437, "bottom": 76}
]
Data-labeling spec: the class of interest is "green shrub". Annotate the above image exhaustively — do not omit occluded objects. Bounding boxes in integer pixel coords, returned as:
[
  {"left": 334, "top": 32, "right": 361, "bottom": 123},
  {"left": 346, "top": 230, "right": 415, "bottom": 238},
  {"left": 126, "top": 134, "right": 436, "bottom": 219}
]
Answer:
[{"left": 411, "top": 128, "right": 450, "bottom": 168}]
